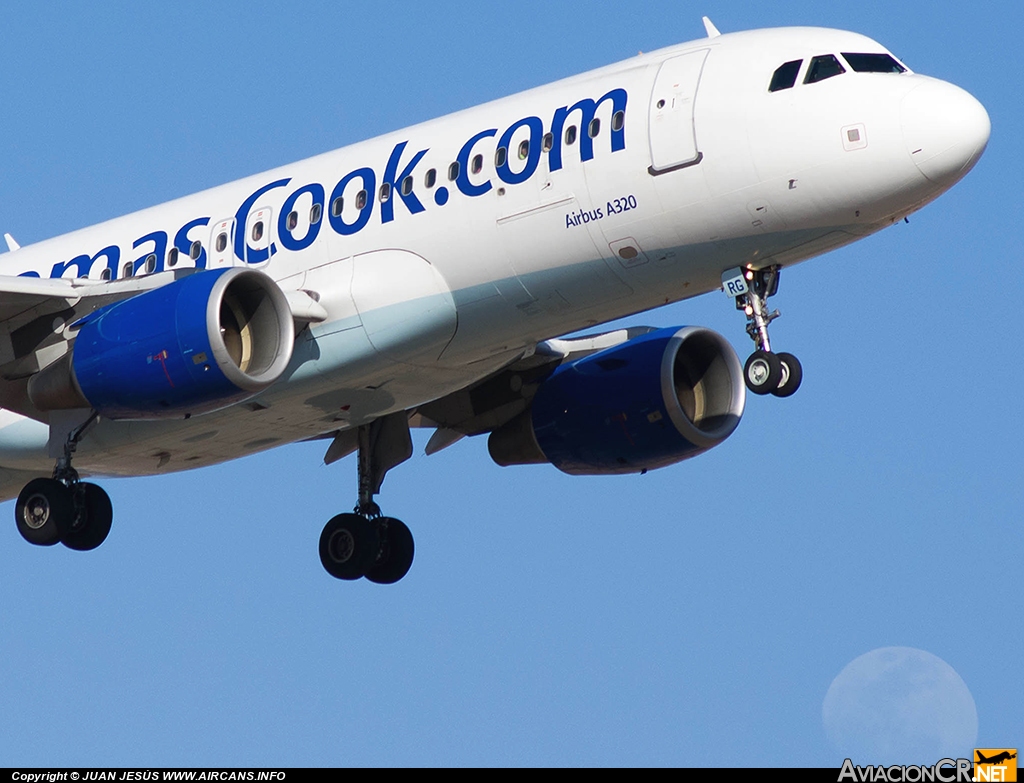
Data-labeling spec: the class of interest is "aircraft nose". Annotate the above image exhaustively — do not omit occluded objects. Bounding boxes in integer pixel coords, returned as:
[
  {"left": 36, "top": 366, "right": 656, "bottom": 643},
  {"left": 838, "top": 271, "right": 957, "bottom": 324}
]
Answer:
[{"left": 902, "top": 79, "right": 990, "bottom": 186}]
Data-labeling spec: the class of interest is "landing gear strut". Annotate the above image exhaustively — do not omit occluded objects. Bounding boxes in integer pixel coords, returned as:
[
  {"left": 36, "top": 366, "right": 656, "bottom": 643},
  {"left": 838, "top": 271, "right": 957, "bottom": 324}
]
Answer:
[
  {"left": 318, "top": 413, "right": 415, "bottom": 584},
  {"left": 723, "top": 265, "right": 803, "bottom": 397},
  {"left": 14, "top": 411, "right": 113, "bottom": 551}
]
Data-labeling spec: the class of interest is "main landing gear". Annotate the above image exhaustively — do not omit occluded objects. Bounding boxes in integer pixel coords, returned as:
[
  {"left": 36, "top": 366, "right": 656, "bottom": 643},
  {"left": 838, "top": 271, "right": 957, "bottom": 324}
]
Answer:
[
  {"left": 14, "top": 412, "right": 113, "bottom": 551},
  {"left": 318, "top": 413, "right": 415, "bottom": 584},
  {"left": 724, "top": 265, "right": 803, "bottom": 397}
]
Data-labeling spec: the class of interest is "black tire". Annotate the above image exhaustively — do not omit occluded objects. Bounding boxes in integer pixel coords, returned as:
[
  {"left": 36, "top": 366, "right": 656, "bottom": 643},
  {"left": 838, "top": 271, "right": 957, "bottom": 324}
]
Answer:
[
  {"left": 62, "top": 483, "right": 113, "bottom": 551},
  {"left": 772, "top": 352, "right": 803, "bottom": 398},
  {"left": 744, "top": 350, "right": 783, "bottom": 395},
  {"left": 15, "top": 478, "right": 73, "bottom": 546},
  {"left": 365, "top": 517, "right": 415, "bottom": 585},
  {"left": 319, "top": 513, "right": 380, "bottom": 580}
]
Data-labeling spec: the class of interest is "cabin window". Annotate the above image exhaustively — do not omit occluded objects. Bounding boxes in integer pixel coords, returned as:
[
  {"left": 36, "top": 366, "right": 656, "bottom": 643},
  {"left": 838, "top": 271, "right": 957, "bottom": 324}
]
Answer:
[
  {"left": 588, "top": 118, "right": 600, "bottom": 139},
  {"left": 612, "top": 110, "right": 625, "bottom": 132},
  {"left": 841, "top": 53, "right": 906, "bottom": 73},
  {"left": 190, "top": 241, "right": 202, "bottom": 260},
  {"left": 145, "top": 254, "right": 157, "bottom": 274},
  {"left": 495, "top": 147, "right": 507, "bottom": 168},
  {"left": 356, "top": 190, "right": 368, "bottom": 209},
  {"left": 287, "top": 211, "right": 299, "bottom": 231},
  {"left": 401, "top": 175, "right": 414, "bottom": 196},
  {"left": 565, "top": 125, "right": 577, "bottom": 146},
  {"left": 471, "top": 153, "right": 483, "bottom": 174},
  {"left": 542, "top": 132, "right": 553, "bottom": 152},
  {"left": 100, "top": 267, "right": 112, "bottom": 281},
  {"left": 448, "top": 161, "right": 460, "bottom": 181},
  {"left": 769, "top": 60, "right": 803, "bottom": 92},
  {"left": 379, "top": 182, "right": 391, "bottom": 203},
  {"left": 310, "top": 203, "right": 322, "bottom": 224},
  {"left": 518, "top": 139, "right": 530, "bottom": 160},
  {"left": 167, "top": 247, "right": 179, "bottom": 267},
  {"left": 122, "top": 263, "right": 134, "bottom": 278},
  {"left": 216, "top": 232, "right": 228, "bottom": 252},
  {"left": 804, "top": 54, "right": 846, "bottom": 84},
  {"left": 425, "top": 168, "right": 437, "bottom": 188},
  {"left": 251, "top": 221, "right": 264, "bottom": 242},
  {"left": 331, "top": 196, "right": 344, "bottom": 217}
]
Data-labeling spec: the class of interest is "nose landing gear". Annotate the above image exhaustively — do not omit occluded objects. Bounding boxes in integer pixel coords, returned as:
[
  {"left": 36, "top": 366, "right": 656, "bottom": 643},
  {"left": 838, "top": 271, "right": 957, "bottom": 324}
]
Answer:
[{"left": 723, "top": 265, "right": 803, "bottom": 397}]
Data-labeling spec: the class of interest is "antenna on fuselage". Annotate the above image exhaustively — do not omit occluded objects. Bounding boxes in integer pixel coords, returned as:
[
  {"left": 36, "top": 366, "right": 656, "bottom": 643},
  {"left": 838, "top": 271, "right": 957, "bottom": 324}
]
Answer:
[
  {"left": 702, "top": 16, "right": 721, "bottom": 38},
  {"left": 3, "top": 233, "right": 20, "bottom": 252}
]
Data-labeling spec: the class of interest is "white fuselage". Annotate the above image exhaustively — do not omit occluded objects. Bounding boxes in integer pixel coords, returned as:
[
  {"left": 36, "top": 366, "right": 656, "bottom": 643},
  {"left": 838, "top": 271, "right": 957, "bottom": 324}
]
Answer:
[{"left": 0, "top": 26, "right": 990, "bottom": 487}]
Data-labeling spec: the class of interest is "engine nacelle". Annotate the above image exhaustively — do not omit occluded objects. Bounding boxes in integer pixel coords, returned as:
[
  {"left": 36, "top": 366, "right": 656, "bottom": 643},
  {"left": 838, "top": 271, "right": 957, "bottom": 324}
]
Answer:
[
  {"left": 488, "top": 326, "right": 745, "bottom": 475},
  {"left": 29, "top": 268, "right": 294, "bottom": 419}
]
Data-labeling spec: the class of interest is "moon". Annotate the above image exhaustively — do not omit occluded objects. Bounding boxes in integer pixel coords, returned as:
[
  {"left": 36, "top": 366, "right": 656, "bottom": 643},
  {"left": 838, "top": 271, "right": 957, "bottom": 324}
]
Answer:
[{"left": 823, "top": 647, "right": 978, "bottom": 764}]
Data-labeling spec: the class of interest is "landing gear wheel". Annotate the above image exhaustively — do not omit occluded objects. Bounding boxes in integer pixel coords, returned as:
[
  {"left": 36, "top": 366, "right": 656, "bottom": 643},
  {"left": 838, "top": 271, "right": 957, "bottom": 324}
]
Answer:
[
  {"left": 62, "top": 483, "right": 113, "bottom": 551},
  {"left": 15, "top": 478, "right": 73, "bottom": 546},
  {"left": 365, "top": 517, "right": 414, "bottom": 585},
  {"left": 744, "top": 350, "right": 783, "bottom": 395},
  {"left": 772, "top": 352, "right": 803, "bottom": 398},
  {"left": 319, "top": 513, "right": 380, "bottom": 580}
]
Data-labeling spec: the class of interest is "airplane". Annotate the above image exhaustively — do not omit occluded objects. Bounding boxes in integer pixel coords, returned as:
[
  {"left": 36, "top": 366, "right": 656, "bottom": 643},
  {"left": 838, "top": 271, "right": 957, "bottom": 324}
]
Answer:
[
  {"left": 976, "top": 752, "right": 1017, "bottom": 765},
  {"left": 0, "top": 20, "right": 990, "bottom": 584}
]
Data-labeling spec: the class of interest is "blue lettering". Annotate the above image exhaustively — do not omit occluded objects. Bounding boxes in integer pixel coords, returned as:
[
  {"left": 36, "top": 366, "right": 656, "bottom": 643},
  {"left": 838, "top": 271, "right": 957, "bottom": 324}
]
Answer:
[
  {"left": 496, "top": 116, "right": 543, "bottom": 185},
  {"left": 329, "top": 167, "right": 376, "bottom": 236},
  {"left": 278, "top": 183, "right": 325, "bottom": 252},
  {"left": 455, "top": 129, "right": 496, "bottom": 197},
  {"left": 132, "top": 231, "right": 168, "bottom": 274},
  {"left": 174, "top": 217, "right": 211, "bottom": 269},
  {"left": 235, "top": 179, "right": 290, "bottom": 264},
  {"left": 380, "top": 141, "right": 428, "bottom": 223},
  {"left": 52, "top": 246, "right": 120, "bottom": 279},
  {"left": 549, "top": 89, "right": 628, "bottom": 173}
]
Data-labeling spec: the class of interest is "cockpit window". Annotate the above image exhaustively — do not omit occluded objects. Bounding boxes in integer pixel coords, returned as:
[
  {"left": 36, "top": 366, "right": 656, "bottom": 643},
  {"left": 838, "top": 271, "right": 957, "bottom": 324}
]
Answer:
[
  {"left": 804, "top": 54, "right": 846, "bottom": 84},
  {"left": 769, "top": 60, "right": 803, "bottom": 92},
  {"left": 841, "top": 53, "right": 906, "bottom": 74}
]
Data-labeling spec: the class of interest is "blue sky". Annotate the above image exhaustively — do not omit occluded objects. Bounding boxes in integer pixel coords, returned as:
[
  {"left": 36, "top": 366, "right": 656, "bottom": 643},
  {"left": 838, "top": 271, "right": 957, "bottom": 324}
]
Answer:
[{"left": 0, "top": 0, "right": 1020, "bottom": 767}]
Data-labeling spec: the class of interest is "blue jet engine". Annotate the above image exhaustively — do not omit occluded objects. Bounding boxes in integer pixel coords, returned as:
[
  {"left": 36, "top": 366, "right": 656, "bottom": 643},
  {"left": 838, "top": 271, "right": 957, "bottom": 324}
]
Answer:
[
  {"left": 28, "top": 268, "right": 294, "bottom": 419},
  {"left": 488, "top": 327, "right": 745, "bottom": 474}
]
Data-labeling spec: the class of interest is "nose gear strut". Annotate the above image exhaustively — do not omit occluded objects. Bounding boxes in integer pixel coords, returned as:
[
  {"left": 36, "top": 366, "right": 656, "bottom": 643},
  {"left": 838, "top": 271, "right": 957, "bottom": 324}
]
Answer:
[{"left": 721, "top": 265, "right": 803, "bottom": 397}]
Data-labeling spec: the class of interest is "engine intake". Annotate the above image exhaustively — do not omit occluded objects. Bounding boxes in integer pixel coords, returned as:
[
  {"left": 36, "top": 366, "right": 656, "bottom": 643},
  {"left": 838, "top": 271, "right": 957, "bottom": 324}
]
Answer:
[{"left": 488, "top": 326, "right": 745, "bottom": 475}]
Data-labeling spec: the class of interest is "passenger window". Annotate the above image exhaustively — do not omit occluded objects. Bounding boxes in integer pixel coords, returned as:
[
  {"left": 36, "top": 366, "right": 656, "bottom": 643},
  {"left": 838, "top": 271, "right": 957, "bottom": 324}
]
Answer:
[
  {"left": 769, "top": 60, "right": 803, "bottom": 92},
  {"left": 310, "top": 203, "right": 322, "bottom": 224},
  {"left": 331, "top": 196, "right": 344, "bottom": 217},
  {"left": 251, "top": 221, "right": 264, "bottom": 242},
  {"left": 145, "top": 254, "right": 157, "bottom": 274},
  {"left": 100, "top": 267, "right": 112, "bottom": 281},
  {"left": 841, "top": 53, "right": 906, "bottom": 73},
  {"left": 471, "top": 154, "right": 483, "bottom": 174},
  {"left": 804, "top": 54, "right": 846, "bottom": 84},
  {"left": 448, "top": 161, "right": 460, "bottom": 181},
  {"left": 565, "top": 125, "right": 577, "bottom": 146},
  {"left": 190, "top": 241, "right": 202, "bottom": 260},
  {"left": 612, "top": 111, "right": 624, "bottom": 132},
  {"left": 425, "top": 168, "right": 437, "bottom": 188},
  {"left": 379, "top": 182, "right": 391, "bottom": 203},
  {"left": 495, "top": 147, "right": 507, "bottom": 168},
  {"left": 287, "top": 211, "right": 299, "bottom": 231},
  {"left": 122, "top": 263, "right": 134, "bottom": 278},
  {"left": 518, "top": 139, "right": 530, "bottom": 160},
  {"left": 588, "top": 119, "right": 600, "bottom": 139},
  {"left": 542, "top": 132, "right": 553, "bottom": 152},
  {"left": 167, "top": 247, "right": 179, "bottom": 267},
  {"left": 401, "top": 175, "right": 413, "bottom": 196},
  {"left": 216, "top": 232, "right": 228, "bottom": 252},
  {"left": 356, "top": 190, "right": 367, "bottom": 210}
]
